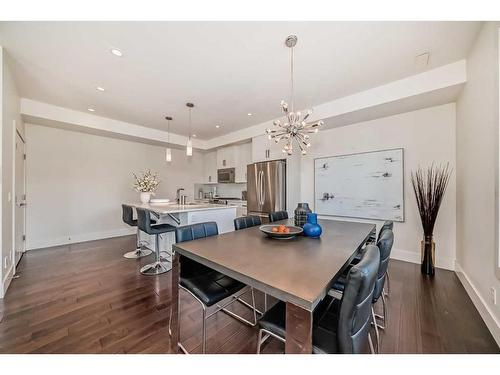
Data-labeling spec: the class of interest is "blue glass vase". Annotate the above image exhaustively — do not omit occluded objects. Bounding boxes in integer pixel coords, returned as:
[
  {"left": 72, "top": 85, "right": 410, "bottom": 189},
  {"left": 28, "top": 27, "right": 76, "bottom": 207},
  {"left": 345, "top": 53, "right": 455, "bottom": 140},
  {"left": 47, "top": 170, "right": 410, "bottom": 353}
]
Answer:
[{"left": 303, "top": 213, "right": 322, "bottom": 238}]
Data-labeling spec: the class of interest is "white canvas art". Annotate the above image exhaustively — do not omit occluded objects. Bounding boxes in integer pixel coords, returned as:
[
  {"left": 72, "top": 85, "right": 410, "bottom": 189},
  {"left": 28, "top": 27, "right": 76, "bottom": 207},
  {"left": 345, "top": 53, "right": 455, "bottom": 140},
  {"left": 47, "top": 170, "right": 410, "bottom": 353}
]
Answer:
[{"left": 314, "top": 148, "right": 404, "bottom": 221}]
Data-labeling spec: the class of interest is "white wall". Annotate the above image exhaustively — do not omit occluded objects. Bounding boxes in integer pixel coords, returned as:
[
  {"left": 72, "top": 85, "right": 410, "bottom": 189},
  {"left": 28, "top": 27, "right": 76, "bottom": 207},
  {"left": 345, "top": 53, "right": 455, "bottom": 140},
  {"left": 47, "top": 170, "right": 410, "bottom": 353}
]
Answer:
[
  {"left": 456, "top": 22, "right": 500, "bottom": 345},
  {"left": 300, "top": 103, "right": 457, "bottom": 270},
  {"left": 25, "top": 123, "right": 204, "bottom": 250},
  {"left": 1, "top": 47, "right": 24, "bottom": 297}
]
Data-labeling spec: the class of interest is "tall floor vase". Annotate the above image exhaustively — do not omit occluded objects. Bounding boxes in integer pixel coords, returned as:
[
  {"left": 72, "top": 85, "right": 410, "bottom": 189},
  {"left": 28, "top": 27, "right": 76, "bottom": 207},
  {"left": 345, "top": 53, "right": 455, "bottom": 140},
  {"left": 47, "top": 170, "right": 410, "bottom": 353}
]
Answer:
[{"left": 421, "top": 235, "right": 435, "bottom": 276}]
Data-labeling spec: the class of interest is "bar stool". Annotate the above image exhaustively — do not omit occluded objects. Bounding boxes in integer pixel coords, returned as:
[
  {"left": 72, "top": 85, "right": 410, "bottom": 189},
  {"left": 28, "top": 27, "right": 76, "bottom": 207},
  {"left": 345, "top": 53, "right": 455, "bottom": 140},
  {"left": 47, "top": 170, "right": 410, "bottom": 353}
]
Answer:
[
  {"left": 136, "top": 207, "right": 175, "bottom": 276},
  {"left": 121, "top": 204, "right": 153, "bottom": 259}
]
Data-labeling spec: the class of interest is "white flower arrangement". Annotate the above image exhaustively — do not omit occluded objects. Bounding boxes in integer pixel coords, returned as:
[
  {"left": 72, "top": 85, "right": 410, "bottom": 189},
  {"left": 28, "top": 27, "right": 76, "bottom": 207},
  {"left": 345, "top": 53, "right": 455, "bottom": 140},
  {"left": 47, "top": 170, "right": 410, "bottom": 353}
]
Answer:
[{"left": 133, "top": 170, "right": 160, "bottom": 192}]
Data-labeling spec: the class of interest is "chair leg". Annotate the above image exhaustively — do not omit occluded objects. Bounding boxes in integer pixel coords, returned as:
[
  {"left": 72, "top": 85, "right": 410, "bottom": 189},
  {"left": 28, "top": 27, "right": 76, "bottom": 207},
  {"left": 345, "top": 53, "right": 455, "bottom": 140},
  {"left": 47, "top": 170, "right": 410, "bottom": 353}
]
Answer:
[
  {"left": 168, "top": 309, "right": 172, "bottom": 337},
  {"left": 371, "top": 306, "right": 380, "bottom": 353},
  {"left": 257, "top": 329, "right": 263, "bottom": 354},
  {"left": 368, "top": 332, "right": 375, "bottom": 354},
  {"left": 381, "top": 291, "right": 388, "bottom": 326},
  {"left": 202, "top": 305, "right": 207, "bottom": 354},
  {"left": 218, "top": 287, "right": 259, "bottom": 326},
  {"left": 385, "top": 270, "right": 390, "bottom": 296}
]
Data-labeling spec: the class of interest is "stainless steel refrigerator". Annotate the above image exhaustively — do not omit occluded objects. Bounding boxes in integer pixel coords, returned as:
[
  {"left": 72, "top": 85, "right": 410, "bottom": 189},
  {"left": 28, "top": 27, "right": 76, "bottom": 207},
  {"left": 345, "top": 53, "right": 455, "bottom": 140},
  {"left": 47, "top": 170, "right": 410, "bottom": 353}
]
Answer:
[{"left": 247, "top": 160, "right": 286, "bottom": 220}]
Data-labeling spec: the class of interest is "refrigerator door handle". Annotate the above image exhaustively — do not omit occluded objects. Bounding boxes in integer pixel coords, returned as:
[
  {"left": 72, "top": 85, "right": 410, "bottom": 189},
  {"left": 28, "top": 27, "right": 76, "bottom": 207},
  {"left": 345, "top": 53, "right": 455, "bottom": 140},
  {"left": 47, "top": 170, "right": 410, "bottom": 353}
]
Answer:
[
  {"left": 257, "top": 170, "right": 261, "bottom": 206},
  {"left": 260, "top": 170, "right": 265, "bottom": 205}
]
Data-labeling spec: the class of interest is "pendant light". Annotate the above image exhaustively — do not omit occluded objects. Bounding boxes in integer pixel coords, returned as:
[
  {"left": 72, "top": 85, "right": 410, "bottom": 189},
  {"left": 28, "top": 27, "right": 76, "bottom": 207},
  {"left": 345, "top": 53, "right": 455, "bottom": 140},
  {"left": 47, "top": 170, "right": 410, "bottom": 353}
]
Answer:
[
  {"left": 186, "top": 102, "right": 194, "bottom": 156},
  {"left": 266, "top": 35, "right": 323, "bottom": 155},
  {"left": 165, "top": 116, "right": 173, "bottom": 162}
]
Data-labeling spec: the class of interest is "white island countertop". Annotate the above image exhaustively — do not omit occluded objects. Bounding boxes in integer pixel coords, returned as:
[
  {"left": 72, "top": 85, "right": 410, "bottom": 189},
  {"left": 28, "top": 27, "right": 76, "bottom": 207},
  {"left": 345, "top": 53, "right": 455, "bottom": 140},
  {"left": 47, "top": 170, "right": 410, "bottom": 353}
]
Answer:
[{"left": 129, "top": 202, "right": 234, "bottom": 215}]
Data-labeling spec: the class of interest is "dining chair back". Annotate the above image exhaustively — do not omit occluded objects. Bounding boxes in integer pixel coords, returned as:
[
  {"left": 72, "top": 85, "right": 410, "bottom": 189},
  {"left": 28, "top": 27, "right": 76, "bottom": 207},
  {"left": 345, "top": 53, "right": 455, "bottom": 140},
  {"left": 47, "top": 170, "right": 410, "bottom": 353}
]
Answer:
[
  {"left": 175, "top": 222, "right": 219, "bottom": 278},
  {"left": 268, "top": 211, "right": 288, "bottom": 222},
  {"left": 337, "top": 244, "right": 380, "bottom": 353},
  {"left": 372, "top": 229, "right": 394, "bottom": 303},
  {"left": 234, "top": 216, "right": 262, "bottom": 230},
  {"left": 377, "top": 221, "right": 393, "bottom": 242}
]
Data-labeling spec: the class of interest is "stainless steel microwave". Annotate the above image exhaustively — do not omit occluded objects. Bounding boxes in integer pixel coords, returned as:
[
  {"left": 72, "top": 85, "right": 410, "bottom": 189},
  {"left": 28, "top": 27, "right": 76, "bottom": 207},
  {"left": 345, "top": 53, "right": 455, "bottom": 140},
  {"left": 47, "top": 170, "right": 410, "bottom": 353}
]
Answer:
[{"left": 217, "top": 168, "right": 235, "bottom": 183}]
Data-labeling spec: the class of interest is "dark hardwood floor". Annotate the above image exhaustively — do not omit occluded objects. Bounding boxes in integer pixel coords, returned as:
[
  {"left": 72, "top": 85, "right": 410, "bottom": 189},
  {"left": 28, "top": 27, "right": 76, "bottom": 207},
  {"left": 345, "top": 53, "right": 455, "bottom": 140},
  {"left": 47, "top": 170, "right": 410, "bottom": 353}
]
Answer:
[{"left": 0, "top": 235, "right": 498, "bottom": 354}]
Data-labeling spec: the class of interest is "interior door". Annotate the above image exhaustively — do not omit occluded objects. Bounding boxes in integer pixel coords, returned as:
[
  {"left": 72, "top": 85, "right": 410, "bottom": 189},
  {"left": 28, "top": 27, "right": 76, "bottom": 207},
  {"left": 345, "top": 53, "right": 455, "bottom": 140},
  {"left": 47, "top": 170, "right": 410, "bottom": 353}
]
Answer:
[{"left": 14, "top": 131, "right": 26, "bottom": 266}]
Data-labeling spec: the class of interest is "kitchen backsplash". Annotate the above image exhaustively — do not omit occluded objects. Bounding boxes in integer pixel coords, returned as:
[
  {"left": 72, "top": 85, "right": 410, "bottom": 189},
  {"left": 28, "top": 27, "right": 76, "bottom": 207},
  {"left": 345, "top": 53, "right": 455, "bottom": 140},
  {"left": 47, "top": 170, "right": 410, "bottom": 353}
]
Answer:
[{"left": 194, "top": 183, "right": 247, "bottom": 200}]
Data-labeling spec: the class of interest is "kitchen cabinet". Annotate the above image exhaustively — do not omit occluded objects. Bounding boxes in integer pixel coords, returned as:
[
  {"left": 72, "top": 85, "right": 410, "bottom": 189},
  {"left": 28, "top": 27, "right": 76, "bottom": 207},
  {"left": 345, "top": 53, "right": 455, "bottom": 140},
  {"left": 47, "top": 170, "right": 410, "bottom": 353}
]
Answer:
[
  {"left": 215, "top": 142, "right": 252, "bottom": 183},
  {"left": 203, "top": 150, "right": 217, "bottom": 183},
  {"left": 216, "top": 145, "right": 236, "bottom": 169},
  {"left": 251, "top": 134, "right": 285, "bottom": 162},
  {"left": 235, "top": 142, "right": 251, "bottom": 183}
]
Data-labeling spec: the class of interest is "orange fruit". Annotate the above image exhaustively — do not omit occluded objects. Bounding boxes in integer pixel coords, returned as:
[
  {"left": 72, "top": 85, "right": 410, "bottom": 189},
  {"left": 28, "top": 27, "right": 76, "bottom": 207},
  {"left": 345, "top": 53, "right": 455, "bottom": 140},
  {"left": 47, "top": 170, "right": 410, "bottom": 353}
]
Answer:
[{"left": 272, "top": 227, "right": 279, "bottom": 233}]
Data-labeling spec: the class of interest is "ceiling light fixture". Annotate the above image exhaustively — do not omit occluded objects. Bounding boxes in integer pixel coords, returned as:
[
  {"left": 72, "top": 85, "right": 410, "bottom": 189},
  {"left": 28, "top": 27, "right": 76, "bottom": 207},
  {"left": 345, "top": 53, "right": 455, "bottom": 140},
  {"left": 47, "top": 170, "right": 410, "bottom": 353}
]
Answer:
[
  {"left": 110, "top": 48, "right": 123, "bottom": 57},
  {"left": 186, "top": 103, "right": 194, "bottom": 156},
  {"left": 165, "top": 116, "right": 173, "bottom": 162},
  {"left": 215, "top": 125, "right": 220, "bottom": 129},
  {"left": 96, "top": 86, "right": 105, "bottom": 92},
  {"left": 266, "top": 35, "right": 323, "bottom": 156},
  {"left": 87, "top": 108, "right": 95, "bottom": 112},
  {"left": 192, "top": 134, "right": 197, "bottom": 138},
  {"left": 247, "top": 113, "right": 253, "bottom": 116}
]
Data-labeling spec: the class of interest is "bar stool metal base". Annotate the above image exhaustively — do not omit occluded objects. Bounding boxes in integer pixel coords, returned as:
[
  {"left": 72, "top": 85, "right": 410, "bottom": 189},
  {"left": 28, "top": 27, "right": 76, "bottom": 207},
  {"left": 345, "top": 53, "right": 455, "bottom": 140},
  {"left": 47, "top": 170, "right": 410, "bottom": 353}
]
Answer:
[
  {"left": 123, "top": 248, "right": 152, "bottom": 259},
  {"left": 140, "top": 261, "right": 171, "bottom": 275}
]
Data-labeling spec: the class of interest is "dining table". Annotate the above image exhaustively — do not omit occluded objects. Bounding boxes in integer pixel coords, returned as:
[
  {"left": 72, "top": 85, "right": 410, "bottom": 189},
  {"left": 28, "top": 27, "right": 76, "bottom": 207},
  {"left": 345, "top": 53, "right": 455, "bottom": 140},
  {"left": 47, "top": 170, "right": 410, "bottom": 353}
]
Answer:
[{"left": 170, "top": 218, "right": 376, "bottom": 354}]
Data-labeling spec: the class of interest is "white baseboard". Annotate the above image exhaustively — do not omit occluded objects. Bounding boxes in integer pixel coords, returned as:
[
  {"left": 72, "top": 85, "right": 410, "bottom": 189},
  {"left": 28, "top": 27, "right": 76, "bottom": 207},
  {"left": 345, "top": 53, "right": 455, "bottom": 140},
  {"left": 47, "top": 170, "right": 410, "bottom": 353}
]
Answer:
[
  {"left": 0, "top": 264, "right": 15, "bottom": 299},
  {"left": 455, "top": 262, "right": 500, "bottom": 347},
  {"left": 391, "top": 247, "right": 455, "bottom": 271},
  {"left": 26, "top": 227, "right": 136, "bottom": 251}
]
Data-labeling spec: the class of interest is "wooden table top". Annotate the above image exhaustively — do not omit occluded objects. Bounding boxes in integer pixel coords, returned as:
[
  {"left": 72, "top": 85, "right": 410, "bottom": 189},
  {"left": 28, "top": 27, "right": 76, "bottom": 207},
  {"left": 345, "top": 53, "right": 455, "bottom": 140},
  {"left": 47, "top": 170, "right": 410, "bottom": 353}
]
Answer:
[{"left": 172, "top": 219, "right": 375, "bottom": 310}]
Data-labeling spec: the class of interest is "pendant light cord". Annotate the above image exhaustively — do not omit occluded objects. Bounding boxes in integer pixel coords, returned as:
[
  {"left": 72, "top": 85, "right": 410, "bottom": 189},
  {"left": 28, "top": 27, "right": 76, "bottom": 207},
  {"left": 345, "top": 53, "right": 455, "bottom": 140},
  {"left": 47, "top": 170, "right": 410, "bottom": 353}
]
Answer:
[
  {"left": 188, "top": 107, "right": 191, "bottom": 139},
  {"left": 167, "top": 120, "right": 170, "bottom": 143},
  {"left": 290, "top": 45, "right": 295, "bottom": 112}
]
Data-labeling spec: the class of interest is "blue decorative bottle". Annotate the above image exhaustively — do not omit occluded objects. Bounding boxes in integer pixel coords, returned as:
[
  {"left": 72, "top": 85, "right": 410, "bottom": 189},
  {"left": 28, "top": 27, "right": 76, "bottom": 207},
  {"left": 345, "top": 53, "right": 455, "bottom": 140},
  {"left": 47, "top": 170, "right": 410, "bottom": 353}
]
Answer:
[{"left": 303, "top": 213, "right": 322, "bottom": 238}]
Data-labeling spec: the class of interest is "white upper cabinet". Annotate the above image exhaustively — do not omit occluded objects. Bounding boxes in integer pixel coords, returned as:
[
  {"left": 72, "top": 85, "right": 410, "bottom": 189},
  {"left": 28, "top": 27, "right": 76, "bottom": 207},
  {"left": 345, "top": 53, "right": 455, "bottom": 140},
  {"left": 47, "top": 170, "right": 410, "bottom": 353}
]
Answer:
[
  {"left": 251, "top": 134, "right": 286, "bottom": 162},
  {"left": 235, "top": 142, "right": 252, "bottom": 183},
  {"left": 216, "top": 145, "right": 236, "bottom": 169},
  {"left": 202, "top": 150, "right": 217, "bottom": 183},
  {"left": 214, "top": 142, "right": 252, "bottom": 183}
]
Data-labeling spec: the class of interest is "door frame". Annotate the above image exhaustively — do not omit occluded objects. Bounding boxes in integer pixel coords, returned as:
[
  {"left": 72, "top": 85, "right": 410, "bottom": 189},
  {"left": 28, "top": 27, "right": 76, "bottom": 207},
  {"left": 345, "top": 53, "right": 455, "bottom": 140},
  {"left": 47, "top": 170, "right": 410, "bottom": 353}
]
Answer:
[{"left": 12, "top": 125, "right": 26, "bottom": 273}]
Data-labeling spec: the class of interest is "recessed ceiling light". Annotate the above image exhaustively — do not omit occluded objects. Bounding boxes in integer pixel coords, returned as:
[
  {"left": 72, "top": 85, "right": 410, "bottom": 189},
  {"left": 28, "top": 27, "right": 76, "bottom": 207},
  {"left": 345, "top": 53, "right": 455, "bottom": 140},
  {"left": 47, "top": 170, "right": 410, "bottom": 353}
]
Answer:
[
  {"left": 96, "top": 86, "right": 105, "bottom": 92},
  {"left": 87, "top": 108, "right": 95, "bottom": 112},
  {"left": 192, "top": 134, "right": 197, "bottom": 138},
  {"left": 247, "top": 113, "right": 253, "bottom": 116},
  {"left": 215, "top": 125, "right": 220, "bottom": 128},
  {"left": 110, "top": 48, "right": 123, "bottom": 57}
]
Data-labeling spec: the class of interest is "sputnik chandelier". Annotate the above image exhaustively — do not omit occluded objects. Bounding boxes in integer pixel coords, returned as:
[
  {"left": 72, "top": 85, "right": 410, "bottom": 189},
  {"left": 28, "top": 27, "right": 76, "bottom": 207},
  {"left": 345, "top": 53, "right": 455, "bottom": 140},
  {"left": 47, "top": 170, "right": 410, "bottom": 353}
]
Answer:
[{"left": 266, "top": 35, "right": 323, "bottom": 155}]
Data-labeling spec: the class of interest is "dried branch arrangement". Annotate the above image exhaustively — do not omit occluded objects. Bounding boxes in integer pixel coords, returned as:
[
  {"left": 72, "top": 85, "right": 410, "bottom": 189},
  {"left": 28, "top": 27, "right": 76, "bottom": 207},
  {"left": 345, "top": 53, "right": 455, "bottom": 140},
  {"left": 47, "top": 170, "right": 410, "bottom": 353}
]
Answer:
[{"left": 411, "top": 163, "right": 452, "bottom": 236}]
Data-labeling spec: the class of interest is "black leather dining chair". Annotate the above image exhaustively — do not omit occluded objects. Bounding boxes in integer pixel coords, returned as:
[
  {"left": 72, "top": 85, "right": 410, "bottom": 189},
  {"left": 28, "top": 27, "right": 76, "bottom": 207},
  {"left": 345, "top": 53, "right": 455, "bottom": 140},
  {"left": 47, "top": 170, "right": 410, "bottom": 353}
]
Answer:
[
  {"left": 233, "top": 215, "right": 268, "bottom": 313},
  {"left": 256, "top": 244, "right": 380, "bottom": 354},
  {"left": 136, "top": 207, "right": 175, "bottom": 275},
  {"left": 173, "top": 222, "right": 258, "bottom": 354},
  {"left": 234, "top": 215, "right": 262, "bottom": 230},
  {"left": 330, "top": 228, "right": 394, "bottom": 352},
  {"left": 370, "top": 229, "right": 394, "bottom": 342},
  {"left": 268, "top": 211, "right": 288, "bottom": 222},
  {"left": 377, "top": 221, "right": 394, "bottom": 295},
  {"left": 121, "top": 204, "right": 153, "bottom": 259}
]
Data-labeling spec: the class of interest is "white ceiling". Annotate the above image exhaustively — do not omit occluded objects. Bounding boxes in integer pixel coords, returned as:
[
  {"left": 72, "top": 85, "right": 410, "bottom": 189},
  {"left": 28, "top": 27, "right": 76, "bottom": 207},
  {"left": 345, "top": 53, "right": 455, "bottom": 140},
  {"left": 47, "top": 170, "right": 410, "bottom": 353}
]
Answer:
[{"left": 0, "top": 21, "right": 481, "bottom": 140}]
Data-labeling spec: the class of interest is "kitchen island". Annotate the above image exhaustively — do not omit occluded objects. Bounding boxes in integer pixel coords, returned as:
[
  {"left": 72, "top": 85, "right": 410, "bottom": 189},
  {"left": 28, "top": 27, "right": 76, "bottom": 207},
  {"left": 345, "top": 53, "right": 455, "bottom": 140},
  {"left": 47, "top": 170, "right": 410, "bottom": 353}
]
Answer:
[{"left": 127, "top": 202, "right": 237, "bottom": 269}]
